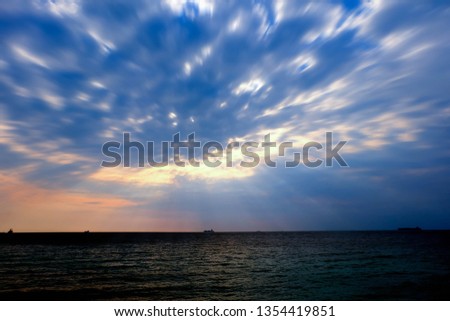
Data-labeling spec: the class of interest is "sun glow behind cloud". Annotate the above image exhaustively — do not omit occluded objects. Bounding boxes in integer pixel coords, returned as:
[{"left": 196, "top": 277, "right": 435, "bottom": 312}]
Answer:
[{"left": 90, "top": 163, "right": 255, "bottom": 187}]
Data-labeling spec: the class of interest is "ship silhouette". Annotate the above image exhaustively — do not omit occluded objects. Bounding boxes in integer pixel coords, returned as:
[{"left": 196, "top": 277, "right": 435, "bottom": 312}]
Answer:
[{"left": 397, "top": 226, "right": 422, "bottom": 232}]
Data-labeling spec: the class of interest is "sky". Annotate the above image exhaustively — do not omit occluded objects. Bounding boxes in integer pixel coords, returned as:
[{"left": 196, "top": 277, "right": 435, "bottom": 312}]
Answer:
[{"left": 1, "top": 0, "right": 450, "bottom": 232}]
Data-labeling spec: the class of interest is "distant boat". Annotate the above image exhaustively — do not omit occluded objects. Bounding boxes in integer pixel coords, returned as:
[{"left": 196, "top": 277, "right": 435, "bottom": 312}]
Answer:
[
  {"left": 398, "top": 227, "right": 422, "bottom": 232},
  {"left": 84, "top": 230, "right": 90, "bottom": 234},
  {"left": 203, "top": 229, "right": 215, "bottom": 233},
  {"left": 7, "top": 229, "right": 13, "bottom": 234}
]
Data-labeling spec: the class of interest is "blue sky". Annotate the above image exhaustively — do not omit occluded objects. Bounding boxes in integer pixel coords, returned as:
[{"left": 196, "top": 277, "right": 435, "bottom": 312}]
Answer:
[{"left": 1, "top": 0, "right": 450, "bottom": 231}]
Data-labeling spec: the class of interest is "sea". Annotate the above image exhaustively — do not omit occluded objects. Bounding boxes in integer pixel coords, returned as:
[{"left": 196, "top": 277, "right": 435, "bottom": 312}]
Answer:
[{"left": 0, "top": 231, "right": 449, "bottom": 300}]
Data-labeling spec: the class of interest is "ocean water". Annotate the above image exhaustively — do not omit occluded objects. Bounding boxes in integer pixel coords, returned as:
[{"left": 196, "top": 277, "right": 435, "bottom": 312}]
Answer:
[{"left": 0, "top": 231, "right": 449, "bottom": 300}]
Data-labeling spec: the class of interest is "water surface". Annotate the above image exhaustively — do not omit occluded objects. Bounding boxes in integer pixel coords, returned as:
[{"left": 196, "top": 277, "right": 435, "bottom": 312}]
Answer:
[{"left": 0, "top": 231, "right": 449, "bottom": 300}]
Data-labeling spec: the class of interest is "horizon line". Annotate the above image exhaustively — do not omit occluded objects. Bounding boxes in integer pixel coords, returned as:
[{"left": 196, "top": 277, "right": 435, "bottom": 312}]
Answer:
[{"left": 3, "top": 228, "right": 448, "bottom": 234}]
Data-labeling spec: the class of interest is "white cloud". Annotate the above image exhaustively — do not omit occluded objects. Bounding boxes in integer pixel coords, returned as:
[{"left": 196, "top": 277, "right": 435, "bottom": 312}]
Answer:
[
  {"left": 35, "top": 0, "right": 80, "bottom": 16},
  {"left": 164, "top": 0, "right": 214, "bottom": 16},
  {"left": 183, "top": 62, "right": 192, "bottom": 76},
  {"left": 12, "top": 45, "right": 49, "bottom": 68},
  {"left": 40, "top": 93, "right": 64, "bottom": 110},
  {"left": 90, "top": 80, "right": 106, "bottom": 89},
  {"left": 88, "top": 30, "right": 116, "bottom": 54},
  {"left": 233, "top": 78, "right": 265, "bottom": 96}
]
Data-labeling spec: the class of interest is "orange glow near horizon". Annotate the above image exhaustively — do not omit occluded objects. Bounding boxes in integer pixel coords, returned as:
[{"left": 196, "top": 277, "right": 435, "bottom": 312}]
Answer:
[{"left": 0, "top": 170, "right": 204, "bottom": 232}]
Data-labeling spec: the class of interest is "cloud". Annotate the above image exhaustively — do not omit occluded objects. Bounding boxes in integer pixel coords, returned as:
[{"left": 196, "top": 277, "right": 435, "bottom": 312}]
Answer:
[
  {"left": 0, "top": 116, "right": 92, "bottom": 165},
  {"left": 0, "top": 169, "right": 139, "bottom": 231},
  {"left": 0, "top": 0, "right": 450, "bottom": 230},
  {"left": 12, "top": 45, "right": 49, "bottom": 68},
  {"left": 89, "top": 162, "right": 256, "bottom": 187},
  {"left": 35, "top": 0, "right": 80, "bottom": 16}
]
